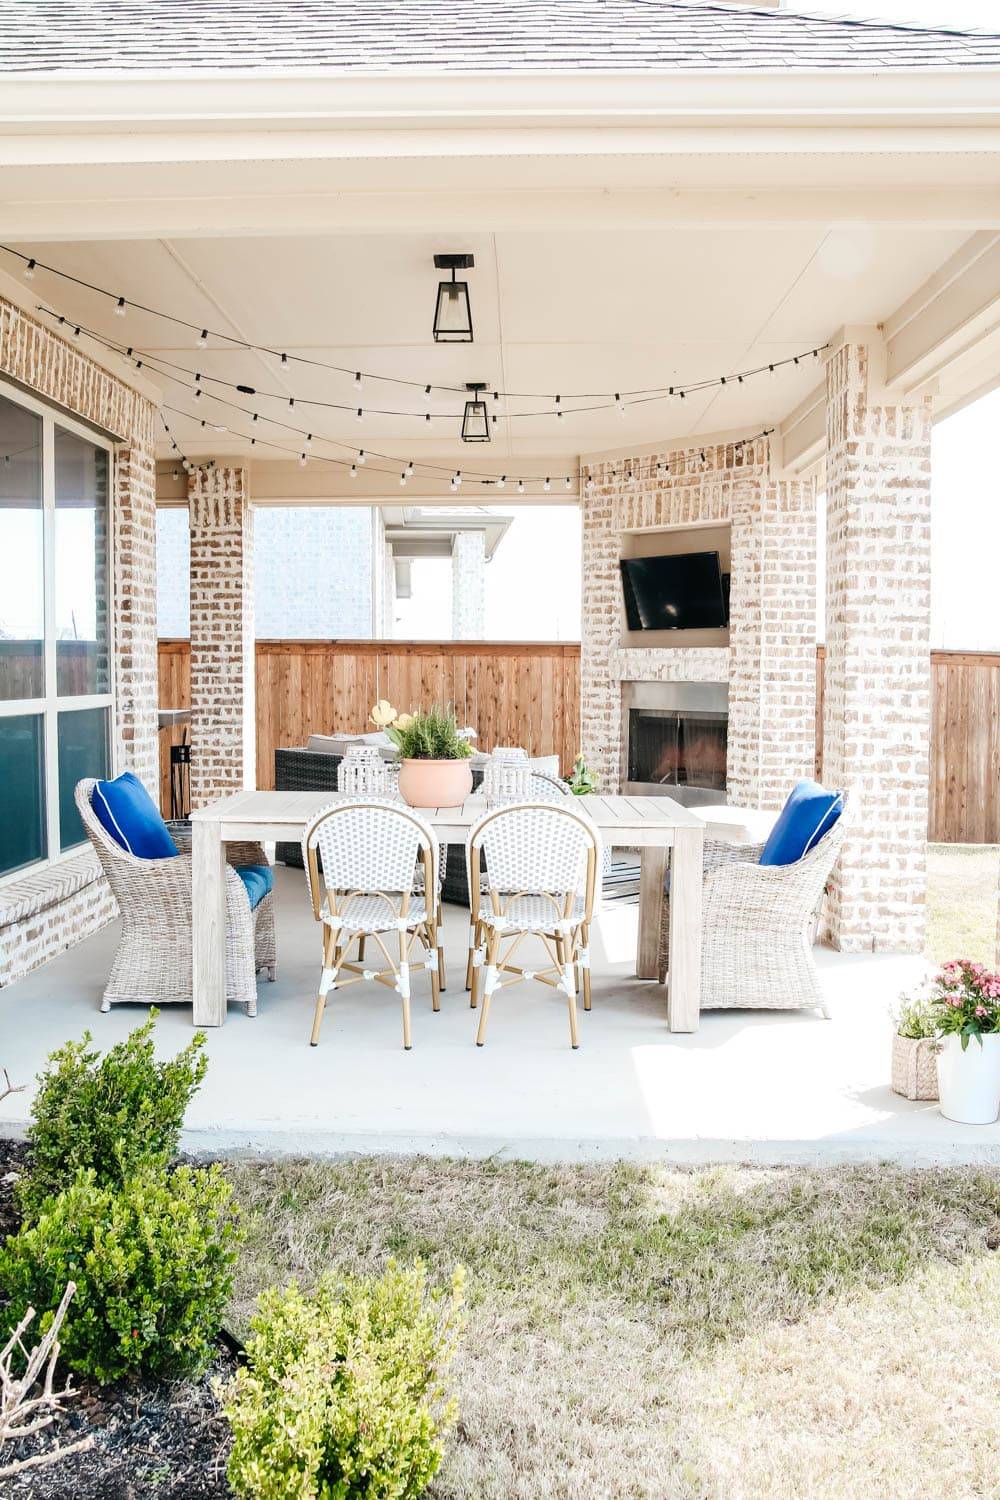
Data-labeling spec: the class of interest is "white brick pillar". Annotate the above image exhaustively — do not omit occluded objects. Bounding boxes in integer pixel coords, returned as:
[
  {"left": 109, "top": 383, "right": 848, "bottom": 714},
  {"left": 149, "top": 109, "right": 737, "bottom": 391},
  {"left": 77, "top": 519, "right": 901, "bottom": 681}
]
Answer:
[
  {"left": 113, "top": 442, "right": 160, "bottom": 795},
  {"left": 451, "top": 529, "right": 486, "bottom": 640},
  {"left": 187, "top": 466, "right": 254, "bottom": 809},
  {"left": 727, "top": 473, "right": 818, "bottom": 809},
  {"left": 823, "top": 340, "right": 932, "bottom": 952}
]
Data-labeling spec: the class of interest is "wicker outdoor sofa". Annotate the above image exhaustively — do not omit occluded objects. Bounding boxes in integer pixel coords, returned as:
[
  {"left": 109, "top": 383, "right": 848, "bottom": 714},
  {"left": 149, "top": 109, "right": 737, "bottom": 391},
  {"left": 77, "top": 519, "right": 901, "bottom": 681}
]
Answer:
[
  {"left": 76, "top": 778, "right": 276, "bottom": 1016},
  {"left": 657, "top": 799, "right": 848, "bottom": 1014}
]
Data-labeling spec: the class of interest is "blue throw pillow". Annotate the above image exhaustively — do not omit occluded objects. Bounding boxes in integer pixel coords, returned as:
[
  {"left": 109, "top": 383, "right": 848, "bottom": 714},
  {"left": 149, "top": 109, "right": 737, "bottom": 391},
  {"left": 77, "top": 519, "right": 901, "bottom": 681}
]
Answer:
[
  {"left": 92, "top": 772, "right": 179, "bottom": 860},
  {"left": 759, "top": 780, "right": 843, "bottom": 868},
  {"left": 235, "top": 864, "right": 274, "bottom": 911}
]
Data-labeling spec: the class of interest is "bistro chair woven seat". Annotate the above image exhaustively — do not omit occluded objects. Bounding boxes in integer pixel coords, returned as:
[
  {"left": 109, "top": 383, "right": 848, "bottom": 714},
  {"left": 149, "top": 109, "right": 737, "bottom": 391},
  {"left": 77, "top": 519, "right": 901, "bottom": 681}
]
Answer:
[
  {"left": 75, "top": 778, "right": 275, "bottom": 1017},
  {"left": 466, "top": 801, "right": 601, "bottom": 1048},
  {"left": 302, "top": 798, "right": 442, "bottom": 1050}
]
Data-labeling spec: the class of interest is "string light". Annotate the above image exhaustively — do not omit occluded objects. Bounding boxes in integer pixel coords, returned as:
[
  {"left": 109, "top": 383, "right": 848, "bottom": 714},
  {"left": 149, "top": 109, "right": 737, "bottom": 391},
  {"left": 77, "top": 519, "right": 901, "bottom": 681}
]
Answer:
[
  {"left": 543, "top": 477, "right": 551, "bottom": 493},
  {"left": 9, "top": 243, "right": 824, "bottom": 411},
  {"left": 115, "top": 296, "right": 126, "bottom": 317},
  {"left": 350, "top": 463, "right": 357, "bottom": 478}
]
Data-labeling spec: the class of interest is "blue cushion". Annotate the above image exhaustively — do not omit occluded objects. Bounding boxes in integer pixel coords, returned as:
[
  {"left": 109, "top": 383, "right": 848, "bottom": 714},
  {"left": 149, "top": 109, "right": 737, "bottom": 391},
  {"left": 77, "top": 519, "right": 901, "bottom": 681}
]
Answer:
[
  {"left": 92, "top": 772, "right": 179, "bottom": 860},
  {"left": 235, "top": 864, "right": 274, "bottom": 912},
  {"left": 760, "top": 780, "right": 843, "bottom": 868}
]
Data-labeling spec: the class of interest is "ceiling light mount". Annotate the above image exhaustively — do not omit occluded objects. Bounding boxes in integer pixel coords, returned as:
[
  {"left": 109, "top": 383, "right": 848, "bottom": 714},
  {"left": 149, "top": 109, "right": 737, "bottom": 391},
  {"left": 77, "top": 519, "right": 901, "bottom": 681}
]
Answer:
[{"left": 433, "top": 253, "right": 475, "bottom": 343}]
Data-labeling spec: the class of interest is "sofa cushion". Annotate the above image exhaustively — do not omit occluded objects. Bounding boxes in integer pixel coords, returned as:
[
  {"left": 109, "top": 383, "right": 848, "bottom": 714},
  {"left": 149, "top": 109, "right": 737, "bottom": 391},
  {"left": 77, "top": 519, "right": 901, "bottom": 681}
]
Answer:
[
  {"left": 760, "top": 780, "right": 843, "bottom": 868},
  {"left": 92, "top": 772, "right": 179, "bottom": 860},
  {"left": 235, "top": 864, "right": 274, "bottom": 911}
]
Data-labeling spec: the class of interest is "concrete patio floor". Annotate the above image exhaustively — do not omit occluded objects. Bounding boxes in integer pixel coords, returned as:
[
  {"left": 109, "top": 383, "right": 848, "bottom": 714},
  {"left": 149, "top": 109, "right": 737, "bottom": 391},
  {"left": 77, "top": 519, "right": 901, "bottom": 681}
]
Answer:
[{"left": 1, "top": 866, "right": 997, "bottom": 1164}]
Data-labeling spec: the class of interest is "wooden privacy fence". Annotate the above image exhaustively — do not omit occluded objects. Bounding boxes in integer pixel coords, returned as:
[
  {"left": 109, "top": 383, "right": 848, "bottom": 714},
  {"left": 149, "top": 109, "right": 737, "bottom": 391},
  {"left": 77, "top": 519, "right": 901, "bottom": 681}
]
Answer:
[
  {"left": 159, "top": 639, "right": 1000, "bottom": 843},
  {"left": 157, "top": 638, "right": 581, "bottom": 804}
]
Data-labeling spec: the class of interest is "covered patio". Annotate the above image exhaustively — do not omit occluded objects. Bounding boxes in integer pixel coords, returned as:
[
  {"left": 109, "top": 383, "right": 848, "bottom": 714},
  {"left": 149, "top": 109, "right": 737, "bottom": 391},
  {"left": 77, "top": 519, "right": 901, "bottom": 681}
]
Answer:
[
  {"left": 5, "top": 863, "right": 977, "bottom": 1164},
  {"left": 2, "top": 0, "right": 1000, "bottom": 1150}
]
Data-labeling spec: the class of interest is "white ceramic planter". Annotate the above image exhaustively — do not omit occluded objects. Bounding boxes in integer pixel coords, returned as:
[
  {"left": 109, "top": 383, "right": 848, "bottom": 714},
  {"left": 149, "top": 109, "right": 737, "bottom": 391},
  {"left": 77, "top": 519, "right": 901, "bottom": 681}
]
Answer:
[{"left": 937, "top": 1033, "right": 1000, "bottom": 1125}]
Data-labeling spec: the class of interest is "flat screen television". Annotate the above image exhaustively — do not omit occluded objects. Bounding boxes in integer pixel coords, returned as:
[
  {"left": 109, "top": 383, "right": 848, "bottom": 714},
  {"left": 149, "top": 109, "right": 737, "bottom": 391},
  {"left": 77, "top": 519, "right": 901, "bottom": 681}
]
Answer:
[{"left": 619, "top": 550, "right": 729, "bottom": 632}]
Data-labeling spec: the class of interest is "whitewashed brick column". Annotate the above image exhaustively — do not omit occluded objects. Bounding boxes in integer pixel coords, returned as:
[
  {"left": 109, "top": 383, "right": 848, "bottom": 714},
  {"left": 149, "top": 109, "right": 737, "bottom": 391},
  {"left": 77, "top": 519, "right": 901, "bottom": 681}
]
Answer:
[
  {"left": 113, "top": 444, "right": 159, "bottom": 794},
  {"left": 581, "top": 438, "right": 817, "bottom": 806},
  {"left": 823, "top": 341, "right": 932, "bottom": 952},
  {"left": 451, "top": 529, "right": 486, "bottom": 640},
  {"left": 187, "top": 466, "right": 254, "bottom": 808}
]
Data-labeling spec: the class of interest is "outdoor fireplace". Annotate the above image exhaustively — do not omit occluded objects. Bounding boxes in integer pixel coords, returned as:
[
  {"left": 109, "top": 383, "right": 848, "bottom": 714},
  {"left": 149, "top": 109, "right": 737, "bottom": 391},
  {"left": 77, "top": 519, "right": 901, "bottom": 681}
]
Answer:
[{"left": 622, "top": 681, "right": 728, "bottom": 807}]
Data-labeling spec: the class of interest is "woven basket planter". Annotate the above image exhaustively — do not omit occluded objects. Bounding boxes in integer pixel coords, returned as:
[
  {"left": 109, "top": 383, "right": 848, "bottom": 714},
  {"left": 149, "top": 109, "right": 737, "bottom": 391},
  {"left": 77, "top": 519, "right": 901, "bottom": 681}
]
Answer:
[{"left": 891, "top": 1032, "right": 939, "bottom": 1101}]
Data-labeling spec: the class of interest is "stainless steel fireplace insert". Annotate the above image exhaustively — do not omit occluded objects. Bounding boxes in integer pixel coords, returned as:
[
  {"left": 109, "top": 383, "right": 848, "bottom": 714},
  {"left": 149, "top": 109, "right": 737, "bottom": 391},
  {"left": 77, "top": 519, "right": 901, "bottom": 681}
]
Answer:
[{"left": 621, "top": 681, "right": 728, "bottom": 807}]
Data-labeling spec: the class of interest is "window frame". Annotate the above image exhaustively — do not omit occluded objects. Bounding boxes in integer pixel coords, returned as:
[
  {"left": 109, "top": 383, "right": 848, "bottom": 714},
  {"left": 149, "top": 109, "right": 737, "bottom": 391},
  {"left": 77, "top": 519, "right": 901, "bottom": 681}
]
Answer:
[{"left": 0, "top": 376, "right": 115, "bottom": 885}]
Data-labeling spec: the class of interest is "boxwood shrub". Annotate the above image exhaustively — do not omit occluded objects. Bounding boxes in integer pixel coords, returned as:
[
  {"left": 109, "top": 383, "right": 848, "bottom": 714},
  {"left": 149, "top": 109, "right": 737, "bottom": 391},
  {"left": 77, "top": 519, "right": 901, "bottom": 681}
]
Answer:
[
  {"left": 0, "top": 1164, "right": 239, "bottom": 1383},
  {"left": 225, "top": 1260, "right": 465, "bottom": 1500},
  {"left": 18, "top": 1011, "right": 207, "bottom": 1220}
]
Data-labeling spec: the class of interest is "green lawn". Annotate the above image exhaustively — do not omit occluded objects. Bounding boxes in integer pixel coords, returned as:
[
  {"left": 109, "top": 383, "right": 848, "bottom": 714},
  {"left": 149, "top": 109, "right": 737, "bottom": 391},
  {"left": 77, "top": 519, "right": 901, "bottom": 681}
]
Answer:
[
  {"left": 926, "top": 843, "right": 999, "bottom": 966},
  {"left": 227, "top": 1158, "right": 1000, "bottom": 1499}
]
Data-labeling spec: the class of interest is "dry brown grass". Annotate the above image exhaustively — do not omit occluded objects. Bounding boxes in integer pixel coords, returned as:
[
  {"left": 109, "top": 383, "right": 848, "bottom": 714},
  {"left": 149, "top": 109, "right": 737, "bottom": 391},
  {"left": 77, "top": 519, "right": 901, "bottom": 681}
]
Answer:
[
  {"left": 226, "top": 1157, "right": 1000, "bottom": 1499},
  {"left": 926, "top": 843, "right": 999, "bottom": 967}
]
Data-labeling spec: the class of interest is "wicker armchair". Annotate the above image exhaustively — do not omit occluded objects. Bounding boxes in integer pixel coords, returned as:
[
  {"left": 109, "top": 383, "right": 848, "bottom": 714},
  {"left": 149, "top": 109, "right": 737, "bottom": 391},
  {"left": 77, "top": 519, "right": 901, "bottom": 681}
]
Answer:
[
  {"left": 657, "top": 805, "right": 848, "bottom": 1014},
  {"left": 75, "top": 779, "right": 276, "bottom": 1017}
]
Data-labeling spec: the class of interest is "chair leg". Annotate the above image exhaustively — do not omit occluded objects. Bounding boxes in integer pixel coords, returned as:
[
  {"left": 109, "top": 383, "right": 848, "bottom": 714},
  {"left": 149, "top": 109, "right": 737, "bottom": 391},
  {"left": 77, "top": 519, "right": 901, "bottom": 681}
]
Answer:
[
  {"left": 465, "top": 916, "right": 477, "bottom": 991},
  {"left": 428, "top": 923, "right": 441, "bottom": 1012},
  {"left": 399, "top": 927, "right": 412, "bottom": 1050},
  {"left": 580, "top": 921, "right": 591, "bottom": 1012},
  {"left": 357, "top": 933, "right": 366, "bottom": 963},
  {"left": 561, "top": 946, "right": 580, "bottom": 1049},
  {"left": 310, "top": 930, "right": 341, "bottom": 1047},
  {"left": 437, "top": 901, "right": 447, "bottom": 991},
  {"left": 475, "top": 930, "right": 500, "bottom": 1047}
]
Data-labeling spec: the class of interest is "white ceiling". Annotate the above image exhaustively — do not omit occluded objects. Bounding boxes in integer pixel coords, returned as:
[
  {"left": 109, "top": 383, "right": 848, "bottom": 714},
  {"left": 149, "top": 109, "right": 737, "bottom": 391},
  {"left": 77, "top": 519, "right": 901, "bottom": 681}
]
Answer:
[{"left": 11, "top": 224, "right": 967, "bottom": 471}]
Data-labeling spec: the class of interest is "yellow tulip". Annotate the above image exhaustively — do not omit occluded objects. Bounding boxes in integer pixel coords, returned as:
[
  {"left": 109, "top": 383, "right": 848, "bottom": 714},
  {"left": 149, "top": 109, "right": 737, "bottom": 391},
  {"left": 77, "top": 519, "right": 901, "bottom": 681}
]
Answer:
[
  {"left": 394, "top": 712, "right": 415, "bottom": 731},
  {"left": 369, "top": 699, "right": 397, "bottom": 729}
]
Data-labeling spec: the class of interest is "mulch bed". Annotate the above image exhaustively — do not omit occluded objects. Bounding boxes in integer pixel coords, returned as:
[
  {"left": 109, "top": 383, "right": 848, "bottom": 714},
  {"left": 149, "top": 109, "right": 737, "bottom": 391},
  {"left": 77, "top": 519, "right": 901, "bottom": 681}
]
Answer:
[{"left": 0, "top": 1140, "right": 236, "bottom": 1499}]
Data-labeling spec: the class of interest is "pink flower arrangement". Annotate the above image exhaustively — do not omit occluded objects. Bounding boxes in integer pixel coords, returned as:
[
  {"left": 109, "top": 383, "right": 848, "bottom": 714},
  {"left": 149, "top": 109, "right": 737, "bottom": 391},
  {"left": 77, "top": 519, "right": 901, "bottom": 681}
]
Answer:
[{"left": 929, "top": 959, "right": 1000, "bottom": 1050}]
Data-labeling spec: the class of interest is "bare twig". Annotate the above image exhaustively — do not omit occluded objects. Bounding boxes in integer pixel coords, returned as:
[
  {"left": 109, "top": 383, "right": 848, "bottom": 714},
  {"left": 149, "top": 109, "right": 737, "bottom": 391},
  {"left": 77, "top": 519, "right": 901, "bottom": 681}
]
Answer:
[
  {"left": 0, "top": 1282, "right": 92, "bottom": 1479},
  {"left": 0, "top": 1067, "right": 25, "bottom": 1108}
]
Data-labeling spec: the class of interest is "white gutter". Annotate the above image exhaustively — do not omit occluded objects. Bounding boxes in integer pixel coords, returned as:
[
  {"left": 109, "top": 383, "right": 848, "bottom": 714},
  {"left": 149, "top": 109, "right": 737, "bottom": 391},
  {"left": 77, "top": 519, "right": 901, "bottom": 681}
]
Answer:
[{"left": 2, "top": 69, "right": 1000, "bottom": 134}]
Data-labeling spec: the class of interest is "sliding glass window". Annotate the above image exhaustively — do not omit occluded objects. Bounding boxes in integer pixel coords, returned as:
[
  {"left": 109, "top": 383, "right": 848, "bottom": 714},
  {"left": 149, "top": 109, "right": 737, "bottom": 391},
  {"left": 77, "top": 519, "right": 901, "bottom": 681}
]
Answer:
[{"left": 0, "top": 385, "right": 112, "bottom": 879}]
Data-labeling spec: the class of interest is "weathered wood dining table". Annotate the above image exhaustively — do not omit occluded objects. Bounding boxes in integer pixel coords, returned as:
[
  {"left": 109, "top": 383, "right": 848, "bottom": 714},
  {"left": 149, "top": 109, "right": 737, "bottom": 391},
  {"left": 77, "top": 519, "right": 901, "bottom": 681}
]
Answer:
[{"left": 190, "top": 790, "right": 704, "bottom": 1032}]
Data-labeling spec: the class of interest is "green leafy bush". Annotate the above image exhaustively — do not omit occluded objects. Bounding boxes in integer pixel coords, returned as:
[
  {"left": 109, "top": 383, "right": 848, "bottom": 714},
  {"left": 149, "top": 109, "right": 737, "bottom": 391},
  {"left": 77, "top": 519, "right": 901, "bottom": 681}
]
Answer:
[
  {"left": 19, "top": 1011, "right": 207, "bottom": 1219},
  {"left": 225, "top": 1261, "right": 465, "bottom": 1500},
  {"left": 0, "top": 1164, "right": 239, "bottom": 1383}
]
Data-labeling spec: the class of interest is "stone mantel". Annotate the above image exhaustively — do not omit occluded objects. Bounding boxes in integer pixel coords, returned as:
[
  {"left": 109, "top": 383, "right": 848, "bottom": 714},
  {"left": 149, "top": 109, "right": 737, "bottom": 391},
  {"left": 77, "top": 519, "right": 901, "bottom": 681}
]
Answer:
[{"left": 609, "top": 646, "right": 731, "bottom": 685}]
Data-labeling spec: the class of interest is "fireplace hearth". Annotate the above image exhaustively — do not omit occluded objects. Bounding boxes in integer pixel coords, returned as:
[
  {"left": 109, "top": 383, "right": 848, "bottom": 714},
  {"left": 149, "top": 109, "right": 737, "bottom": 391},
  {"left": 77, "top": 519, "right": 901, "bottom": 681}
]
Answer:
[{"left": 622, "top": 681, "right": 728, "bottom": 807}]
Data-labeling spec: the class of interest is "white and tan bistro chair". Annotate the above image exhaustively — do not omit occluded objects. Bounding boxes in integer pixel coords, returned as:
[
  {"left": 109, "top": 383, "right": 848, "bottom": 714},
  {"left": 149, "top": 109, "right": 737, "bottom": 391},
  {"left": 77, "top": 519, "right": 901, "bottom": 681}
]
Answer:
[
  {"left": 467, "top": 801, "right": 602, "bottom": 1049},
  {"left": 302, "top": 799, "right": 443, "bottom": 1050}
]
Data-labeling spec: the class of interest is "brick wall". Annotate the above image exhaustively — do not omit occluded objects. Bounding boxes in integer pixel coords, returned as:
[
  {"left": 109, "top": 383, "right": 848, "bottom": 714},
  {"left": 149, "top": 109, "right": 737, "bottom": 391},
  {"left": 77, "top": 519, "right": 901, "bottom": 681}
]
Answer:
[
  {"left": 823, "top": 342, "right": 932, "bottom": 952},
  {"left": 581, "top": 436, "right": 818, "bottom": 809},
  {"left": 451, "top": 528, "right": 486, "bottom": 639},
  {"left": 0, "top": 295, "right": 158, "bottom": 985},
  {"left": 188, "top": 466, "right": 254, "bottom": 807}
]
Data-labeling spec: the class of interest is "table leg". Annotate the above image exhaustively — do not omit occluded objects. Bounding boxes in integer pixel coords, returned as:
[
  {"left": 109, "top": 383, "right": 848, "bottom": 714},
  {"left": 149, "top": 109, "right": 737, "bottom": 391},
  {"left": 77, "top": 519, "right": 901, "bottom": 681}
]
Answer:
[
  {"left": 637, "top": 845, "right": 668, "bottom": 980},
  {"left": 192, "top": 820, "right": 227, "bottom": 1027},
  {"left": 667, "top": 825, "right": 703, "bottom": 1032}
]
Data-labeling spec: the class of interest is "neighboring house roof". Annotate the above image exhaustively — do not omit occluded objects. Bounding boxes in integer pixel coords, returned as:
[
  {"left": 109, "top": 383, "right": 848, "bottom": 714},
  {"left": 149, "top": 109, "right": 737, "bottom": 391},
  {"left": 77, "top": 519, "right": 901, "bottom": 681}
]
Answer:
[{"left": 1, "top": 0, "right": 998, "bottom": 74}]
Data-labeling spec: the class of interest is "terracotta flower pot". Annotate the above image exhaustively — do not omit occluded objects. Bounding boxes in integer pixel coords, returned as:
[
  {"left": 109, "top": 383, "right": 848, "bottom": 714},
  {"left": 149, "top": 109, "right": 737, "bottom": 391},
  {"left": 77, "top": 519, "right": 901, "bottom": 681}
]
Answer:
[{"left": 397, "top": 757, "right": 473, "bottom": 809}]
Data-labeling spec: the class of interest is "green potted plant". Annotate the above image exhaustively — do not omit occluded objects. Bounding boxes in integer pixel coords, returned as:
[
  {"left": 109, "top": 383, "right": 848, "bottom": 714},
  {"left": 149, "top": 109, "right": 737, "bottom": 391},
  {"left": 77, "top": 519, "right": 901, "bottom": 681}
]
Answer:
[
  {"left": 371, "top": 701, "right": 473, "bottom": 808},
  {"left": 928, "top": 960, "right": 1000, "bottom": 1124},
  {"left": 567, "top": 753, "right": 598, "bottom": 796},
  {"left": 891, "top": 989, "right": 939, "bottom": 1101}
]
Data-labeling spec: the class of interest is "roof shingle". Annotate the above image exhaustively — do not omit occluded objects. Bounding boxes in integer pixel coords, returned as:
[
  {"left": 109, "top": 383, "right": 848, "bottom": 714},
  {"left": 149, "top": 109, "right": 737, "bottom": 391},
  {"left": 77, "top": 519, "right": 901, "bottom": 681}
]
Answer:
[{"left": 1, "top": 0, "right": 998, "bottom": 74}]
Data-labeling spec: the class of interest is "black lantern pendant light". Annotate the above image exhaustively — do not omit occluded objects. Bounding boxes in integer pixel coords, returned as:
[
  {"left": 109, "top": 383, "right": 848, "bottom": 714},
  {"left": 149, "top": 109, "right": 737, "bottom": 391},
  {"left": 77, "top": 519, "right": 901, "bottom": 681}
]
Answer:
[
  {"left": 433, "top": 253, "right": 475, "bottom": 342},
  {"left": 461, "top": 382, "right": 490, "bottom": 442}
]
